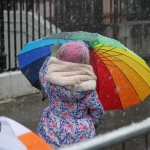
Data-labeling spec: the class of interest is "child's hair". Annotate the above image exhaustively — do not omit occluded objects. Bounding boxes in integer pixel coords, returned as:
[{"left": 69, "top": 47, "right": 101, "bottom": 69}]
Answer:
[{"left": 57, "top": 42, "right": 89, "bottom": 64}]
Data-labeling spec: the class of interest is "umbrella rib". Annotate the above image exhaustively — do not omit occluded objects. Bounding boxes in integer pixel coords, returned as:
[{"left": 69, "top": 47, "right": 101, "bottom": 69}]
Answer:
[
  {"left": 89, "top": 44, "right": 104, "bottom": 60},
  {"left": 94, "top": 44, "right": 150, "bottom": 104},
  {"left": 94, "top": 44, "right": 105, "bottom": 50},
  {"left": 100, "top": 47, "right": 118, "bottom": 55},
  {"left": 97, "top": 48, "right": 123, "bottom": 55},
  {"left": 96, "top": 63, "right": 117, "bottom": 67},
  {"left": 93, "top": 42, "right": 126, "bottom": 50},
  {"left": 96, "top": 46, "right": 150, "bottom": 74},
  {"left": 94, "top": 45, "right": 118, "bottom": 56},
  {"left": 94, "top": 59, "right": 143, "bottom": 107},
  {"left": 93, "top": 63, "right": 115, "bottom": 70},
  {"left": 90, "top": 54, "right": 117, "bottom": 67},
  {"left": 98, "top": 55, "right": 124, "bottom": 110},
  {"left": 94, "top": 45, "right": 146, "bottom": 68},
  {"left": 101, "top": 54, "right": 143, "bottom": 107},
  {"left": 91, "top": 54, "right": 124, "bottom": 109},
  {"left": 91, "top": 54, "right": 100, "bottom": 99},
  {"left": 100, "top": 52, "right": 150, "bottom": 102},
  {"left": 91, "top": 58, "right": 121, "bottom": 65},
  {"left": 91, "top": 53, "right": 123, "bottom": 109},
  {"left": 95, "top": 53, "right": 124, "bottom": 59},
  {"left": 100, "top": 52, "right": 150, "bottom": 86}
]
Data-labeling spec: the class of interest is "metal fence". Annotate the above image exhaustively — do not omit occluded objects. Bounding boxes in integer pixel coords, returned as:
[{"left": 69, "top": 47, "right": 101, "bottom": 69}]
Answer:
[
  {"left": 58, "top": 117, "right": 150, "bottom": 150},
  {"left": 0, "top": 0, "right": 150, "bottom": 72}
]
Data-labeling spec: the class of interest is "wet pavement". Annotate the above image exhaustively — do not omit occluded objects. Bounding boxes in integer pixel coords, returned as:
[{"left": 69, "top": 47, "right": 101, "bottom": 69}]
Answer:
[{"left": 0, "top": 94, "right": 150, "bottom": 150}]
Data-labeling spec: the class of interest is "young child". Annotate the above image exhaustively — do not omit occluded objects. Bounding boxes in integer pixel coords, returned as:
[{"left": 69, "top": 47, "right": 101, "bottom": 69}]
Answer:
[{"left": 37, "top": 41, "right": 104, "bottom": 149}]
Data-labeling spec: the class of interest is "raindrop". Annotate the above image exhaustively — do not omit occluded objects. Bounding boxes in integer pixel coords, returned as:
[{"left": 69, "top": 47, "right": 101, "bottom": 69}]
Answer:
[
  {"left": 97, "top": 59, "right": 100, "bottom": 62},
  {"left": 115, "top": 86, "right": 120, "bottom": 93},
  {"left": 123, "top": 112, "right": 126, "bottom": 116},
  {"left": 0, "top": 106, "right": 4, "bottom": 110},
  {"left": 109, "top": 111, "right": 115, "bottom": 117},
  {"left": 110, "top": 69, "right": 113, "bottom": 73},
  {"left": 12, "top": 107, "right": 15, "bottom": 111},
  {"left": 114, "top": 5, "right": 117, "bottom": 8}
]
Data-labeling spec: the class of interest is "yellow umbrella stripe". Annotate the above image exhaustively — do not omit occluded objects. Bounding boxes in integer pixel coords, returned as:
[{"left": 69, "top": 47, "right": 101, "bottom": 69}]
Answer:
[
  {"left": 94, "top": 46, "right": 149, "bottom": 70},
  {"left": 96, "top": 45, "right": 149, "bottom": 71},
  {"left": 93, "top": 42, "right": 141, "bottom": 59},
  {"left": 96, "top": 48, "right": 150, "bottom": 76},
  {"left": 100, "top": 49, "right": 149, "bottom": 71},
  {"left": 93, "top": 44, "right": 150, "bottom": 71},
  {"left": 93, "top": 46, "right": 150, "bottom": 86},
  {"left": 100, "top": 53, "right": 150, "bottom": 101},
  {"left": 106, "top": 52, "right": 150, "bottom": 86},
  {"left": 98, "top": 51, "right": 150, "bottom": 86}
]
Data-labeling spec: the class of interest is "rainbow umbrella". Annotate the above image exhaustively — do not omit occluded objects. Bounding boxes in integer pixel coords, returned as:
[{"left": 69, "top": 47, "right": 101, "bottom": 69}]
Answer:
[{"left": 45, "top": 31, "right": 150, "bottom": 110}]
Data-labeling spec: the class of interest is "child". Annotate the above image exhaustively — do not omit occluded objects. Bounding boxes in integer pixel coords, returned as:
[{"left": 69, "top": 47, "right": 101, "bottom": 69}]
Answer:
[{"left": 37, "top": 41, "right": 104, "bottom": 149}]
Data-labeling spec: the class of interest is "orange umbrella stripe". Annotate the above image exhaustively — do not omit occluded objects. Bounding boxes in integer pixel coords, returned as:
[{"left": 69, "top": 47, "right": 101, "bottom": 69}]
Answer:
[
  {"left": 98, "top": 54, "right": 141, "bottom": 109},
  {"left": 18, "top": 132, "right": 54, "bottom": 150},
  {"left": 114, "top": 61, "right": 150, "bottom": 101},
  {"left": 111, "top": 53, "right": 150, "bottom": 86},
  {"left": 100, "top": 52, "right": 150, "bottom": 101}
]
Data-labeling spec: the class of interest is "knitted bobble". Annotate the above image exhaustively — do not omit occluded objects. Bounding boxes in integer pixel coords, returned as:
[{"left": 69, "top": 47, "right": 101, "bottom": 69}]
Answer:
[{"left": 57, "top": 42, "right": 89, "bottom": 64}]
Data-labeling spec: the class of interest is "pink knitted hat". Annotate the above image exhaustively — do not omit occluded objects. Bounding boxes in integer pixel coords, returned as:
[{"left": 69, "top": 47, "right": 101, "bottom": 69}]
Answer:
[{"left": 57, "top": 42, "right": 89, "bottom": 64}]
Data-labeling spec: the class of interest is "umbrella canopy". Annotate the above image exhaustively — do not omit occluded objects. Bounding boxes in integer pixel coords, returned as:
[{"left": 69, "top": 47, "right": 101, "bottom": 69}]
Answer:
[
  {"left": 45, "top": 31, "right": 150, "bottom": 110},
  {"left": 0, "top": 116, "right": 53, "bottom": 150},
  {"left": 18, "top": 31, "right": 150, "bottom": 110}
]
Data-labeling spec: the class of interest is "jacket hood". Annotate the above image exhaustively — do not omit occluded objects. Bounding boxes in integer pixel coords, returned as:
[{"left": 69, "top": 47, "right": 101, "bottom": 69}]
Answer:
[
  {"left": 46, "top": 57, "right": 97, "bottom": 92},
  {"left": 40, "top": 56, "right": 97, "bottom": 103}
]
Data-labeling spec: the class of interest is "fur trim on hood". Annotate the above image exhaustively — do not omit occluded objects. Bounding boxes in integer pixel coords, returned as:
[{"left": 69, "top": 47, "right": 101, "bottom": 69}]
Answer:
[{"left": 45, "top": 57, "right": 97, "bottom": 91}]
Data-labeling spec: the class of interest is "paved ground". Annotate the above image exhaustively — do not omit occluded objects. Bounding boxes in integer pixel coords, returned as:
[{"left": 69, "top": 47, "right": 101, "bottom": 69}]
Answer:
[{"left": 1, "top": 94, "right": 150, "bottom": 150}]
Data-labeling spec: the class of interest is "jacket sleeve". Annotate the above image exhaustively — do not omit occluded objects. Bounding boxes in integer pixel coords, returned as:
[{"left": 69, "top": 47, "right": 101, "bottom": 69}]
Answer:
[
  {"left": 39, "top": 56, "right": 51, "bottom": 99},
  {"left": 87, "top": 90, "right": 104, "bottom": 129}
]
